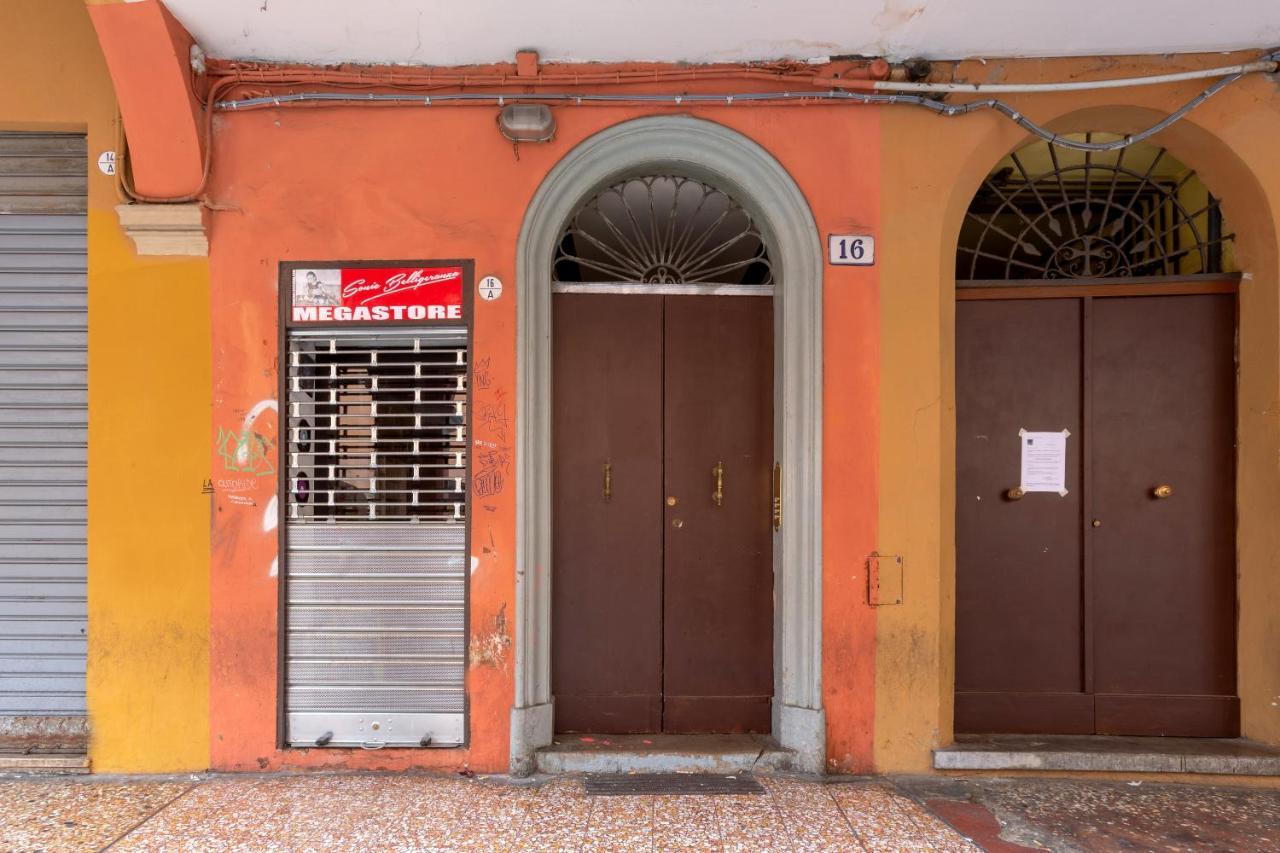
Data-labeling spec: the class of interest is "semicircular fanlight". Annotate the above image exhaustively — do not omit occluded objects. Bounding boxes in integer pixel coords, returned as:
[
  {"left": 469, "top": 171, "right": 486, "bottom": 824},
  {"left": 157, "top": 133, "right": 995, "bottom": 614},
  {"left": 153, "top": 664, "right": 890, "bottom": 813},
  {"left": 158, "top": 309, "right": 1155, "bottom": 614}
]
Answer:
[
  {"left": 553, "top": 175, "right": 773, "bottom": 286},
  {"left": 958, "top": 134, "right": 1234, "bottom": 280}
]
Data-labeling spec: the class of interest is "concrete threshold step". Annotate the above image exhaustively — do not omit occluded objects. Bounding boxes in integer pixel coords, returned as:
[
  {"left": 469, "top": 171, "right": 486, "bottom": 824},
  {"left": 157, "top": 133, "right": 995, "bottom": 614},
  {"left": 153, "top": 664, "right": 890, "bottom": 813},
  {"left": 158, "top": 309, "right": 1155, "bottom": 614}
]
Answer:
[
  {"left": 0, "top": 753, "right": 89, "bottom": 774},
  {"left": 537, "top": 733, "right": 793, "bottom": 775},
  {"left": 934, "top": 734, "right": 1280, "bottom": 776}
]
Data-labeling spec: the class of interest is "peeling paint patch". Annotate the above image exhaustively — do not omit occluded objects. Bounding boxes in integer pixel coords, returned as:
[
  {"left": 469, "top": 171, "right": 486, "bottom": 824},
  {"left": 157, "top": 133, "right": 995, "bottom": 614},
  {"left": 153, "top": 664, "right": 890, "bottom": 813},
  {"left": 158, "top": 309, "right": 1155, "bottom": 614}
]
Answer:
[{"left": 468, "top": 604, "right": 511, "bottom": 668}]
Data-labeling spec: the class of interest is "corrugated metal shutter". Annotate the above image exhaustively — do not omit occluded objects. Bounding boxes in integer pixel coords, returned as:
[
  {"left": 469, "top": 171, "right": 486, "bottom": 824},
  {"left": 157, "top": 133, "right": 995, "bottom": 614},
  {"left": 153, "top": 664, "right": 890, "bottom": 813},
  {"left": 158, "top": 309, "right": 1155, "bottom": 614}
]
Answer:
[
  {"left": 284, "top": 329, "right": 468, "bottom": 747},
  {"left": 0, "top": 133, "right": 88, "bottom": 215},
  {"left": 0, "top": 133, "right": 88, "bottom": 722}
]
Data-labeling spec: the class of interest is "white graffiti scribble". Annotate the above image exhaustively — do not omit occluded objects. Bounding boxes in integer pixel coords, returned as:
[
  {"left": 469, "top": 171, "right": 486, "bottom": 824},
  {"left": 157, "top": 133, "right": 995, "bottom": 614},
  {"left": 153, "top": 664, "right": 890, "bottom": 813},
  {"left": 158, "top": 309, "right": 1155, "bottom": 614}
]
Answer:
[{"left": 236, "top": 398, "right": 279, "bottom": 469}]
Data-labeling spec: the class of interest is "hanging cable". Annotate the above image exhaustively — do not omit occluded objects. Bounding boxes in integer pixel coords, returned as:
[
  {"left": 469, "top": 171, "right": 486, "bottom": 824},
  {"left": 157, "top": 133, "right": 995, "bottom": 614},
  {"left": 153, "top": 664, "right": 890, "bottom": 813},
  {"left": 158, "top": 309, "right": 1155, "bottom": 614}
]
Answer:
[
  {"left": 118, "top": 76, "right": 238, "bottom": 204},
  {"left": 212, "top": 52, "right": 1277, "bottom": 153},
  {"left": 862, "top": 58, "right": 1277, "bottom": 94},
  {"left": 124, "top": 52, "right": 1278, "bottom": 202}
]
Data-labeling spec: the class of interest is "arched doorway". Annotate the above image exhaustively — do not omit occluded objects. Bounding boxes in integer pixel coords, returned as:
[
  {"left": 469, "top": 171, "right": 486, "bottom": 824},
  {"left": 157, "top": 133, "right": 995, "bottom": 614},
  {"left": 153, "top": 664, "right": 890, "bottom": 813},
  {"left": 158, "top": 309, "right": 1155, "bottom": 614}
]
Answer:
[
  {"left": 511, "top": 116, "right": 825, "bottom": 773},
  {"left": 550, "top": 174, "right": 775, "bottom": 735},
  {"left": 953, "top": 134, "right": 1239, "bottom": 737}
]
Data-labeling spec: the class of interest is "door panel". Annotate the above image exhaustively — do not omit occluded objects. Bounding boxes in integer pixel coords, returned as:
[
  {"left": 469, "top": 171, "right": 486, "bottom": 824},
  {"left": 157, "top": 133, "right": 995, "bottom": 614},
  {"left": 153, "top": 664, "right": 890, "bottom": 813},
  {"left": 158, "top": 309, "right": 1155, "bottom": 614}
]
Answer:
[
  {"left": 955, "top": 299, "right": 1087, "bottom": 733},
  {"left": 661, "top": 296, "right": 774, "bottom": 733},
  {"left": 1094, "top": 695, "right": 1239, "bottom": 737},
  {"left": 956, "top": 292, "right": 1238, "bottom": 738},
  {"left": 551, "top": 294, "right": 664, "bottom": 733},
  {"left": 1090, "top": 295, "right": 1238, "bottom": 736}
]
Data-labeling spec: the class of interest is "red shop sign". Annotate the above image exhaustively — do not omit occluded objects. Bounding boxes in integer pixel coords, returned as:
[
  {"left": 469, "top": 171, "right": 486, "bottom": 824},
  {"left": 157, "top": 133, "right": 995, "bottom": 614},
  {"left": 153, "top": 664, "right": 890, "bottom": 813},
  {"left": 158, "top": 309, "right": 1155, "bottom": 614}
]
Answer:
[{"left": 290, "top": 265, "right": 464, "bottom": 323}]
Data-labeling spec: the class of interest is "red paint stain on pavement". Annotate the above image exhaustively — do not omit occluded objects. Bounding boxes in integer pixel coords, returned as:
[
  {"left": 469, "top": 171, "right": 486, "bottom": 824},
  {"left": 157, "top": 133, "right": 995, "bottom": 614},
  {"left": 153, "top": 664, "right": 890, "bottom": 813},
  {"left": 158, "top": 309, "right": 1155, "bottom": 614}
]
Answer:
[{"left": 926, "top": 799, "right": 1044, "bottom": 852}]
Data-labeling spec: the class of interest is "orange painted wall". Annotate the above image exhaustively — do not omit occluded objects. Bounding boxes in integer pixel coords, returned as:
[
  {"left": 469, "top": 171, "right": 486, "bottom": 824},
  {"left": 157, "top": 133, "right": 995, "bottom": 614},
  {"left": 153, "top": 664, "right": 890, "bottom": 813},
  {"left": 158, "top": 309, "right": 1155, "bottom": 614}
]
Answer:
[
  {"left": 206, "top": 98, "right": 881, "bottom": 772},
  {"left": 86, "top": 0, "right": 204, "bottom": 198}
]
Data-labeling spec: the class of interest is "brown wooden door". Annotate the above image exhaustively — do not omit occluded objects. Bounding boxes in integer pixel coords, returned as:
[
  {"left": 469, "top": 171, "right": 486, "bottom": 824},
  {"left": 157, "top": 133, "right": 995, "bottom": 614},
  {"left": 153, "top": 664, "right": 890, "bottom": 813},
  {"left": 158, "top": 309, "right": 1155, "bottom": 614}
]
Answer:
[
  {"left": 552, "top": 293, "right": 774, "bottom": 734},
  {"left": 956, "top": 292, "right": 1237, "bottom": 737},
  {"left": 955, "top": 298, "right": 1090, "bottom": 733},
  {"left": 551, "top": 294, "right": 665, "bottom": 732},
  {"left": 662, "top": 296, "right": 774, "bottom": 733},
  {"left": 1090, "top": 295, "right": 1238, "bottom": 735}
]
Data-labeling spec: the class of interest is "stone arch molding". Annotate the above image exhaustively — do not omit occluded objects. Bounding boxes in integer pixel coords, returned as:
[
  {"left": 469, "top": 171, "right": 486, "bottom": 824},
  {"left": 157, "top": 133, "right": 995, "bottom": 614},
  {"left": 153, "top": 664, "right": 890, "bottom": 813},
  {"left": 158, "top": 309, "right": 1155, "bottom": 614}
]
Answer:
[{"left": 511, "top": 115, "right": 825, "bottom": 774}]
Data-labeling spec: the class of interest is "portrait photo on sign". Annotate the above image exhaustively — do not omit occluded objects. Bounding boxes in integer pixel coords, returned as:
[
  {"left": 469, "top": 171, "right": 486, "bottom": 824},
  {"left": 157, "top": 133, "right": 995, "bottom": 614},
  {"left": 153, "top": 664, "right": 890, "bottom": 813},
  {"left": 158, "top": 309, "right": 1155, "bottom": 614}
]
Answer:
[{"left": 292, "top": 269, "right": 341, "bottom": 307}]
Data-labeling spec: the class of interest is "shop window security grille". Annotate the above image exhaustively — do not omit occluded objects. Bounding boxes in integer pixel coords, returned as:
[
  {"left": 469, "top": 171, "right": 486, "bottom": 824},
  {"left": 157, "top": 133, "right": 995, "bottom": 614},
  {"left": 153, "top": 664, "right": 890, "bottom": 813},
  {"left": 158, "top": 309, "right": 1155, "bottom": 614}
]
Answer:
[
  {"left": 288, "top": 331, "right": 468, "bottom": 521},
  {"left": 284, "top": 328, "right": 468, "bottom": 749}
]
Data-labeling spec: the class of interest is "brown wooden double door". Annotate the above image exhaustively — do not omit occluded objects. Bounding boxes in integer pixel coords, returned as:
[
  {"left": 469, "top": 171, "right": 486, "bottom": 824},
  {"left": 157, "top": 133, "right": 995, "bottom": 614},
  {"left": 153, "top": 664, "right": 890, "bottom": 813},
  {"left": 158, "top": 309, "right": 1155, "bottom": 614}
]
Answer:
[
  {"left": 551, "top": 293, "right": 774, "bottom": 734},
  {"left": 956, "top": 292, "right": 1238, "bottom": 737}
]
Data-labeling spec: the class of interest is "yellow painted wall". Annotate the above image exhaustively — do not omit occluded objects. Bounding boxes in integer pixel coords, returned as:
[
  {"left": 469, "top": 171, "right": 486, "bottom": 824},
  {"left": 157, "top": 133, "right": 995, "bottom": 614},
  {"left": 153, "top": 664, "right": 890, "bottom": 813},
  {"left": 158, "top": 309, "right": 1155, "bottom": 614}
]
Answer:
[
  {"left": 876, "top": 53, "right": 1280, "bottom": 773},
  {"left": 0, "top": 0, "right": 210, "bottom": 771}
]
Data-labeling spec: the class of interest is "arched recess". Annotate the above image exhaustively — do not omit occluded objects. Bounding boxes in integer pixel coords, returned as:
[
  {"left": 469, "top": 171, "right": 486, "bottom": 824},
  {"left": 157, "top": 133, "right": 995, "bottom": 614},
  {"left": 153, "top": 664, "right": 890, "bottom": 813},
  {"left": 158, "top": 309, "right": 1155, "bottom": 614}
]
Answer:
[
  {"left": 940, "top": 104, "right": 1279, "bottom": 747},
  {"left": 511, "top": 115, "right": 825, "bottom": 774}
]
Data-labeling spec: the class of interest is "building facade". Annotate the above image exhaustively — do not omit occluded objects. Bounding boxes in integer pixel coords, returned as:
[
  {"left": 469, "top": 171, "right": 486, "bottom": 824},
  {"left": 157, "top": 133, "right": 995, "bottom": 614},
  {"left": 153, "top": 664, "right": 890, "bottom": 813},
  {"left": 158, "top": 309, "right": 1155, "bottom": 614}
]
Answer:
[
  {"left": 2, "top": 0, "right": 1277, "bottom": 778},
  {"left": 0, "top": 0, "right": 209, "bottom": 773}
]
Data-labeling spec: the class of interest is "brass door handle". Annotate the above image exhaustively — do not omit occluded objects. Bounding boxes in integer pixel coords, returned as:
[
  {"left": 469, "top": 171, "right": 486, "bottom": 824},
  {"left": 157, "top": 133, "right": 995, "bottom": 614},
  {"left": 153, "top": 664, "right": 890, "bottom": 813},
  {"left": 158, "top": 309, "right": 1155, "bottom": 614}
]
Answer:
[
  {"left": 1006, "top": 487, "right": 1025, "bottom": 501},
  {"left": 603, "top": 462, "right": 612, "bottom": 502},
  {"left": 712, "top": 461, "right": 724, "bottom": 507},
  {"left": 1152, "top": 484, "right": 1174, "bottom": 499}
]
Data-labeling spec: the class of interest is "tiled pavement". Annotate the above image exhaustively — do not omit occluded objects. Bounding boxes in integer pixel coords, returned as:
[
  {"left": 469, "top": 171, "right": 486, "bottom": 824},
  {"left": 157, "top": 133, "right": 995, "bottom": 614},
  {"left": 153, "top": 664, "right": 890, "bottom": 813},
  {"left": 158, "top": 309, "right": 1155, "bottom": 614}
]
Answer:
[
  {"left": 3, "top": 773, "right": 976, "bottom": 852},
  {"left": 0, "top": 771, "right": 1277, "bottom": 851}
]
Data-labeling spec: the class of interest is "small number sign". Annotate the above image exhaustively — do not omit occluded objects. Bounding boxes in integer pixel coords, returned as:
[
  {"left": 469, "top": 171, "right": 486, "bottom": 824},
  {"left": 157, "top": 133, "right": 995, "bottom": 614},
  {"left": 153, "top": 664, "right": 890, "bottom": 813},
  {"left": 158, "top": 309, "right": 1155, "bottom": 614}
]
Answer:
[
  {"left": 478, "top": 275, "right": 503, "bottom": 301},
  {"left": 828, "top": 234, "right": 875, "bottom": 266}
]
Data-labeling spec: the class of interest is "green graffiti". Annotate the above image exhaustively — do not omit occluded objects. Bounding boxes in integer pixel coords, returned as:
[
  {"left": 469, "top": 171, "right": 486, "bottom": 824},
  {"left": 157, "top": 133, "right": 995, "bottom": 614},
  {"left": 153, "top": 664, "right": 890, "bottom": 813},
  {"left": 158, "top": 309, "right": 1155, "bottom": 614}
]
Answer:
[{"left": 216, "top": 426, "right": 277, "bottom": 477}]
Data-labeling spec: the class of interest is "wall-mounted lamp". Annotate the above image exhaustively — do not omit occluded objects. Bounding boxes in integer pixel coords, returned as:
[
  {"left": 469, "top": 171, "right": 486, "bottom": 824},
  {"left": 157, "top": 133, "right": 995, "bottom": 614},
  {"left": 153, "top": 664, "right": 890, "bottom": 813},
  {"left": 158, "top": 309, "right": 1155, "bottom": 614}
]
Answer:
[{"left": 497, "top": 104, "right": 556, "bottom": 143}]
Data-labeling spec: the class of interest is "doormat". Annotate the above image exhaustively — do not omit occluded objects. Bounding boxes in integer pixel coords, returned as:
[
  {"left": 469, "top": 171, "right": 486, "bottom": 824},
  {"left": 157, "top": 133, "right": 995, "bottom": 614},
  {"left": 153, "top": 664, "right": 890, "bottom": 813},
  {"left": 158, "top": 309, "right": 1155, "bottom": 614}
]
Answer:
[{"left": 584, "top": 773, "right": 764, "bottom": 796}]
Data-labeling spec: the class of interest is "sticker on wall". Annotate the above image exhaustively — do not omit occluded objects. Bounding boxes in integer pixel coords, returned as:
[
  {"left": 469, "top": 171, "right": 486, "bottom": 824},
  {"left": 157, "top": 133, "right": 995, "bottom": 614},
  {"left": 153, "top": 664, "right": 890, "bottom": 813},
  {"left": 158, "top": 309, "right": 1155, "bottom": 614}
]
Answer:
[
  {"left": 97, "top": 151, "right": 117, "bottom": 176},
  {"left": 1018, "top": 428, "right": 1070, "bottom": 496},
  {"left": 828, "top": 234, "right": 875, "bottom": 266},
  {"left": 290, "top": 266, "right": 464, "bottom": 323},
  {"left": 478, "top": 275, "right": 503, "bottom": 301}
]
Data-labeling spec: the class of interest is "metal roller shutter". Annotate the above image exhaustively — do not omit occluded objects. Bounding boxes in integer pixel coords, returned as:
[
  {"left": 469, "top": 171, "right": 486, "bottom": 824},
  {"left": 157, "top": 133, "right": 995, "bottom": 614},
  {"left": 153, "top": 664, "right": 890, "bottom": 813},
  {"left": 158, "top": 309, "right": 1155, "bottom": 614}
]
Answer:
[
  {"left": 0, "top": 133, "right": 88, "bottom": 731},
  {"left": 285, "top": 329, "right": 468, "bottom": 748}
]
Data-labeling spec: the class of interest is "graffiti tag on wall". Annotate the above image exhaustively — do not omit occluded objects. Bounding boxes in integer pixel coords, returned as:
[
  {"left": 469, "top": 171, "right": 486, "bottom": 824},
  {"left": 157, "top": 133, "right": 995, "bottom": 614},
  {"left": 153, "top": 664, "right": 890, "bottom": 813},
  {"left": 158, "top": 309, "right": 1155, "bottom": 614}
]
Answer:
[
  {"left": 473, "top": 440, "right": 510, "bottom": 498},
  {"left": 216, "top": 425, "right": 277, "bottom": 477}
]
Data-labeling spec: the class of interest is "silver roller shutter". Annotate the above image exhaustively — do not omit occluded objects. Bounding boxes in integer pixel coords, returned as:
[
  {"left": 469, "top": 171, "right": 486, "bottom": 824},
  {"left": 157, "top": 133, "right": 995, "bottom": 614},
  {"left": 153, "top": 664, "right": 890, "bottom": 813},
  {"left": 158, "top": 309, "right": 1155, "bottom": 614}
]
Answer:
[
  {"left": 285, "top": 329, "right": 468, "bottom": 747},
  {"left": 0, "top": 133, "right": 88, "bottom": 726}
]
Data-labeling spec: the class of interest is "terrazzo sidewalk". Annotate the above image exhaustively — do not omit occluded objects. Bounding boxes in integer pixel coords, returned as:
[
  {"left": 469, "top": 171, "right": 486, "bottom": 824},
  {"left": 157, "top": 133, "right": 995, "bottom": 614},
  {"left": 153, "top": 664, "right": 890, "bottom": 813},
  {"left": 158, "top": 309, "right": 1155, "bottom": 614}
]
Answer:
[
  {"left": 1, "top": 771, "right": 1277, "bottom": 851},
  {"left": 2, "top": 773, "right": 973, "bottom": 852}
]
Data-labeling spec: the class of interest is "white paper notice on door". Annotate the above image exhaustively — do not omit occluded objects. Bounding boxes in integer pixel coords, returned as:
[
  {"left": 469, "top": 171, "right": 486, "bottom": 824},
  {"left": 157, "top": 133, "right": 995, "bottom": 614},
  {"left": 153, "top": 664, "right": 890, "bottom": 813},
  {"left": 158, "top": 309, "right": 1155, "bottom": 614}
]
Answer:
[{"left": 1018, "top": 428, "right": 1070, "bottom": 496}]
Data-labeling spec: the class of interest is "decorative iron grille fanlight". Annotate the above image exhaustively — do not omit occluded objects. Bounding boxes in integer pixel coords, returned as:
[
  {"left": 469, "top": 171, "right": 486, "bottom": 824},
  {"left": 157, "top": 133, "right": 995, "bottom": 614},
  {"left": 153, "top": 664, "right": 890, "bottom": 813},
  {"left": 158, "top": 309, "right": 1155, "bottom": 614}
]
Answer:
[
  {"left": 553, "top": 175, "right": 773, "bottom": 286},
  {"left": 958, "top": 135, "right": 1233, "bottom": 280}
]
